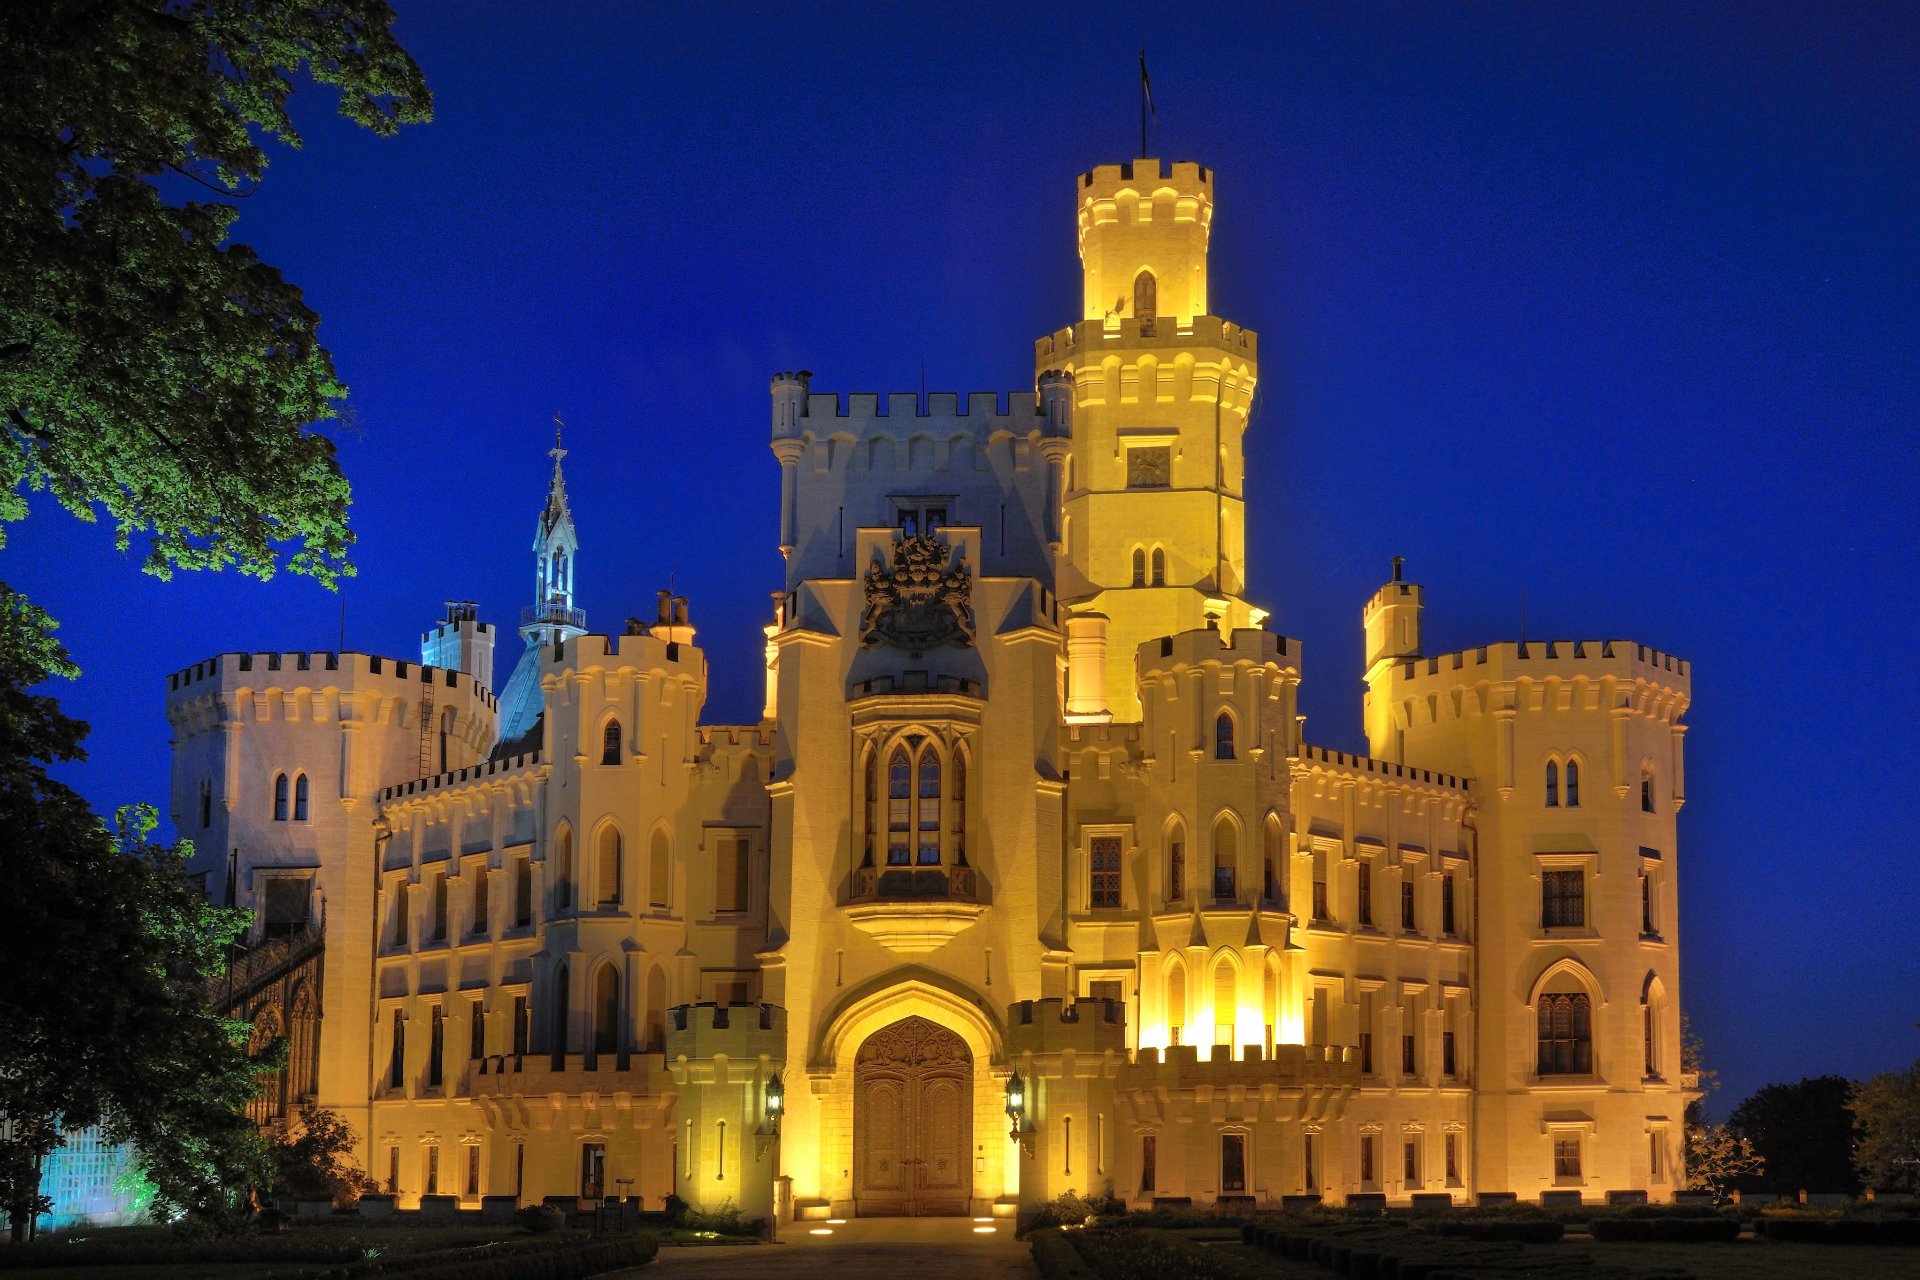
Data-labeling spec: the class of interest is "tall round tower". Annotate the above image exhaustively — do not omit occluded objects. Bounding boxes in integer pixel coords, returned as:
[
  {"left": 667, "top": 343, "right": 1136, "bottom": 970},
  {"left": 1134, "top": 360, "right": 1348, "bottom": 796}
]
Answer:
[{"left": 1036, "top": 159, "right": 1262, "bottom": 721}]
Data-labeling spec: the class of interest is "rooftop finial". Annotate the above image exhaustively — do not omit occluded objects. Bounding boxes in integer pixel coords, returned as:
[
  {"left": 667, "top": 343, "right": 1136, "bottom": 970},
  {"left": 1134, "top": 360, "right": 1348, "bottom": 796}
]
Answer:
[
  {"left": 550, "top": 412, "right": 567, "bottom": 466},
  {"left": 1392, "top": 555, "right": 1405, "bottom": 582}
]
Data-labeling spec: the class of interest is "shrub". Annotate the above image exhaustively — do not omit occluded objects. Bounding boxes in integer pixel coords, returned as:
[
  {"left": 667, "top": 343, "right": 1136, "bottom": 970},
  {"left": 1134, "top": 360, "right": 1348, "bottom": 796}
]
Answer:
[
  {"left": 1065, "top": 1227, "right": 1272, "bottom": 1280},
  {"left": 1756, "top": 1216, "right": 1920, "bottom": 1245},
  {"left": 1589, "top": 1215, "right": 1740, "bottom": 1242},
  {"left": 1031, "top": 1227, "right": 1099, "bottom": 1279},
  {"left": 1025, "top": 1188, "right": 1127, "bottom": 1231},
  {"left": 516, "top": 1204, "right": 566, "bottom": 1233},
  {"left": 396, "top": 1236, "right": 659, "bottom": 1280},
  {"left": 1416, "top": 1217, "right": 1565, "bottom": 1243}
]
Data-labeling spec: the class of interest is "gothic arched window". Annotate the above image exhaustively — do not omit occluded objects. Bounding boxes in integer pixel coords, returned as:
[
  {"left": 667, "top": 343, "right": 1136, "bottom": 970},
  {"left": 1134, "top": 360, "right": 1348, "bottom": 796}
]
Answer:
[
  {"left": 293, "top": 773, "right": 309, "bottom": 821},
  {"left": 601, "top": 719, "right": 621, "bottom": 766},
  {"left": 1565, "top": 760, "right": 1581, "bottom": 808},
  {"left": 551, "top": 962, "right": 570, "bottom": 1067},
  {"left": 597, "top": 826, "right": 622, "bottom": 906},
  {"left": 1132, "top": 547, "right": 1147, "bottom": 587},
  {"left": 1641, "top": 768, "right": 1655, "bottom": 813},
  {"left": 592, "top": 964, "right": 619, "bottom": 1058},
  {"left": 1544, "top": 761, "right": 1560, "bottom": 808},
  {"left": 887, "top": 746, "right": 911, "bottom": 866},
  {"left": 553, "top": 826, "right": 573, "bottom": 912},
  {"left": 273, "top": 773, "right": 289, "bottom": 822},
  {"left": 1263, "top": 815, "right": 1284, "bottom": 908},
  {"left": 952, "top": 748, "right": 968, "bottom": 864},
  {"left": 648, "top": 830, "right": 670, "bottom": 909},
  {"left": 1151, "top": 547, "right": 1167, "bottom": 585},
  {"left": 1134, "top": 269, "right": 1157, "bottom": 323},
  {"left": 861, "top": 747, "right": 879, "bottom": 866},
  {"left": 917, "top": 744, "right": 942, "bottom": 865},
  {"left": 1213, "top": 816, "right": 1238, "bottom": 900},
  {"left": 1536, "top": 990, "right": 1593, "bottom": 1075},
  {"left": 1215, "top": 711, "right": 1236, "bottom": 761},
  {"left": 1167, "top": 822, "right": 1186, "bottom": 903}
]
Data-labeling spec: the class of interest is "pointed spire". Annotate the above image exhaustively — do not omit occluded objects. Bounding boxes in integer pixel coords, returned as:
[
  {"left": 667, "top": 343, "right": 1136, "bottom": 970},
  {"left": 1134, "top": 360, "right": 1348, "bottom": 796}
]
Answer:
[{"left": 542, "top": 412, "right": 573, "bottom": 538}]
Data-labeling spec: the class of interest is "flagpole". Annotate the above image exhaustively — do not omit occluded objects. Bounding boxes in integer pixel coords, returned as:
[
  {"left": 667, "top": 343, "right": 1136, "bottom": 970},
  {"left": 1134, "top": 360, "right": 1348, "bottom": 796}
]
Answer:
[{"left": 1140, "top": 51, "right": 1148, "bottom": 158}]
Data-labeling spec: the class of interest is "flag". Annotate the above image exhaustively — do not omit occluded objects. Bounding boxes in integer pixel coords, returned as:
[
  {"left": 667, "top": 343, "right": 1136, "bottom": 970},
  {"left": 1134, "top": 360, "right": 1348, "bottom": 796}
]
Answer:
[{"left": 1140, "top": 51, "right": 1156, "bottom": 122}]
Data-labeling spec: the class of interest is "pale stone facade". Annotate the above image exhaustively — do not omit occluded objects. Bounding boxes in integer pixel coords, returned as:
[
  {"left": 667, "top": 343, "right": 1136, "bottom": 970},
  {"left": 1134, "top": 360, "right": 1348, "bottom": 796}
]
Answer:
[{"left": 165, "top": 155, "right": 1694, "bottom": 1220}]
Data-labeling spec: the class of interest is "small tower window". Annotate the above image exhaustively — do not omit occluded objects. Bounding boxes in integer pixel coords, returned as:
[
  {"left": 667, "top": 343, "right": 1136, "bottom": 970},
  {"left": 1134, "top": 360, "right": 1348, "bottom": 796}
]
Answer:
[
  {"left": 601, "top": 718, "right": 622, "bottom": 766},
  {"left": 597, "top": 826, "right": 622, "bottom": 906},
  {"left": 1544, "top": 761, "right": 1559, "bottom": 808},
  {"left": 293, "top": 773, "right": 309, "bottom": 822},
  {"left": 273, "top": 773, "right": 289, "bottom": 822},
  {"left": 1166, "top": 825, "right": 1186, "bottom": 903},
  {"left": 1133, "top": 269, "right": 1157, "bottom": 324},
  {"left": 1212, "top": 817, "right": 1237, "bottom": 900},
  {"left": 1151, "top": 547, "right": 1166, "bottom": 585},
  {"left": 1565, "top": 760, "right": 1581, "bottom": 807},
  {"left": 199, "top": 779, "right": 212, "bottom": 828},
  {"left": 1215, "top": 711, "right": 1236, "bottom": 760},
  {"left": 1131, "top": 547, "right": 1147, "bottom": 587},
  {"left": 1641, "top": 768, "right": 1655, "bottom": 813}
]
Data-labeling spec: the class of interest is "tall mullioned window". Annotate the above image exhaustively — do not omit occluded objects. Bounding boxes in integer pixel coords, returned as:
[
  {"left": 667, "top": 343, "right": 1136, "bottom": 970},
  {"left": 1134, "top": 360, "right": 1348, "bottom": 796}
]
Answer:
[
  {"left": 862, "top": 748, "right": 878, "bottom": 865},
  {"left": 1565, "top": 760, "right": 1581, "bottom": 807},
  {"left": 1089, "top": 837, "right": 1121, "bottom": 909},
  {"left": 273, "top": 773, "right": 289, "bottom": 821},
  {"left": 887, "top": 746, "right": 911, "bottom": 866},
  {"left": 917, "top": 747, "right": 941, "bottom": 865},
  {"left": 293, "top": 773, "right": 309, "bottom": 821},
  {"left": 1537, "top": 992, "right": 1593, "bottom": 1075},
  {"left": 1167, "top": 831, "right": 1186, "bottom": 902},
  {"left": 1544, "top": 761, "right": 1559, "bottom": 807},
  {"left": 1542, "top": 869, "right": 1585, "bottom": 929},
  {"left": 1134, "top": 269, "right": 1157, "bottom": 324},
  {"left": 1215, "top": 712, "right": 1236, "bottom": 760}
]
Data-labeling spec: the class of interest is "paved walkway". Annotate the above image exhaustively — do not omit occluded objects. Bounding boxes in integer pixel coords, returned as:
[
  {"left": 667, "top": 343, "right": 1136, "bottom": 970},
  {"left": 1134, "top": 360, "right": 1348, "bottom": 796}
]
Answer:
[{"left": 645, "top": 1216, "right": 1038, "bottom": 1280}]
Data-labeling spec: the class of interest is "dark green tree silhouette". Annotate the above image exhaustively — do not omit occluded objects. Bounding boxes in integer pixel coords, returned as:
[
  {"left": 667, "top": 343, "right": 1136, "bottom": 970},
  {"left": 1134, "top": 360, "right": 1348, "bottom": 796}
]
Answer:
[
  {"left": 1728, "top": 1076, "right": 1861, "bottom": 1196},
  {"left": 0, "top": 0, "right": 431, "bottom": 591}
]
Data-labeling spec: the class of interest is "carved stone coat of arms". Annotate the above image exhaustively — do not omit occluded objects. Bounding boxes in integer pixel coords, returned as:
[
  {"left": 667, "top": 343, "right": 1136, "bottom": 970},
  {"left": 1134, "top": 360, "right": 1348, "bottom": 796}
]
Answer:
[{"left": 861, "top": 535, "right": 974, "bottom": 657}]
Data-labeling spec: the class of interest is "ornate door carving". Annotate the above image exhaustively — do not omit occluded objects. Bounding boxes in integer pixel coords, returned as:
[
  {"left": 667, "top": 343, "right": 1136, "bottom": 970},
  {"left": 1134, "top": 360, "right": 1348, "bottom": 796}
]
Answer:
[{"left": 853, "top": 1015, "right": 973, "bottom": 1215}]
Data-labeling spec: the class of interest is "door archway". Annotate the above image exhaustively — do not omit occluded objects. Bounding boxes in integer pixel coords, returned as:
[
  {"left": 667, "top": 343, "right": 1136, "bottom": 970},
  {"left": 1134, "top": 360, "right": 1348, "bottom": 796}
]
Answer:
[{"left": 853, "top": 1015, "right": 972, "bottom": 1216}]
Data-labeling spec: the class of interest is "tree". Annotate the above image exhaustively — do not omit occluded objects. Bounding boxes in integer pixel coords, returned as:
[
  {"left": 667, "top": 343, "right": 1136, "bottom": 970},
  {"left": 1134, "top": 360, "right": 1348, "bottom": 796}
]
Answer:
[
  {"left": 1727, "top": 1076, "right": 1861, "bottom": 1196},
  {"left": 0, "top": 590, "right": 272, "bottom": 1238},
  {"left": 270, "top": 1104, "right": 377, "bottom": 1208},
  {"left": 1851, "top": 1057, "right": 1920, "bottom": 1194},
  {"left": 0, "top": 0, "right": 431, "bottom": 591},
  {"left": 1679, "top": 1015, "right": 1762, "bottom": 1201}
]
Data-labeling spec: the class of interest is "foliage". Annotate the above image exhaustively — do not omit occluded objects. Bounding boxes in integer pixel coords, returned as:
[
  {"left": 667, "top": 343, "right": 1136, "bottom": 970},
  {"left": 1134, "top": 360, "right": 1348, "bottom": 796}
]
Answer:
[
  {"left": 0, "top": 1224, "right": 659, "bottom": 1275},
  {"left": 0, "top": 588, "right": 269, "bottom": 1238},
  {"left": 1728, "top": 1075, "right": 1861, "bottom": 1195},
  {"left": 1415, "top": 1217, "right": 1566, "bottom": 1242},
  {"left": 1685, "top": 1120, "right": 1765, "bottom": 1203},
  {"left": 1587, "top": 1214, "right": 1741, "bottom": 1241},
  {"left": 0, "top": 0, "right": 432, "bottom": 590},
  {"left": 1757, "top": 1215, "right": 1920, "bottom": 1245},
  {"left": 1850, "top": 1056, "right": 1920, "bottom": 1193},
  {"left": 1677, "top": 1014, "right": 1763, "bottom": 1202},
  {"left": 270, "top": 1104, "right": 378, "bottom": 1208},
  {"left": 1065, "top": 1226, "right": 1272, "bottom": 1280},
  {"left": 1026, "top": 1187, "right": 1128, "bottom": 1231},
  {"left": 1030, "top": 1227, "right": 1100, "bottom": 1280},
  {"left": 515, "top": 1205, "right": 565, "bottom": 1234}
]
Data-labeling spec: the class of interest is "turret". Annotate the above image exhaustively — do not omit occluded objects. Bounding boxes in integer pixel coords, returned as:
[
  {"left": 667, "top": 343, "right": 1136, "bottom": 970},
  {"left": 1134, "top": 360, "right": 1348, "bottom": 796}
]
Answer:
[
  {"left": 1362, "top": 559, "right": 1423, "bottom": 754},
  {"left": 421, "top": 600, "right": 495, "bottom": 692},
  {"left": 1076, "top": 159, "right": 1214, "bottom": 325},
  {"left": 521, "top": 423, "right": 586, "bottom": 648}
]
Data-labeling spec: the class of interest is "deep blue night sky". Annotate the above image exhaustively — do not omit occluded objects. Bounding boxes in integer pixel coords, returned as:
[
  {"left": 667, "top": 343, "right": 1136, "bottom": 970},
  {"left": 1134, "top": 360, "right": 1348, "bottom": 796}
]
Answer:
[{"left": 8, "top": 2, "right": 1916, "bottom": 1111}]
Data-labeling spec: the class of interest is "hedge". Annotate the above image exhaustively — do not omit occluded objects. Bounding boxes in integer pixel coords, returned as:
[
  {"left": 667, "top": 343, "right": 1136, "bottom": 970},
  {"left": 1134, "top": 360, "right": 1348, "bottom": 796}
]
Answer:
[
  {"left": 1030, "top": 1228, "right": 1099, "bottom": 1280},
  {"left": 1756, "top": 1216, "right": 1920, "bottom": 1245},
  {"left": 1415, "top": 1218, "right": 1565, "bottom": 1243},
  {"left": 0, "top": 1232, "right": 658, "bottom": 1279},
  {"left": 1587, "top": 1215, "right": 1740, "bottom": 1242}
]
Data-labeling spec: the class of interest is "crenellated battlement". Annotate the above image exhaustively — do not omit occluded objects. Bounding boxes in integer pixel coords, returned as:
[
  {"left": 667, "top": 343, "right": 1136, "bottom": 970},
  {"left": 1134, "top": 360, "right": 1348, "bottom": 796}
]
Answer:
[
  {"left": 1006, "top": 997, "right": 1128, "bottom": 1057},
  {"left": 375, "top": 749, "right": 542, "bottom": 804},
  {"left": 1034, "top": 315, "right": 1257, "bottom": 365},
  {"left": 793, "top": 390, "right": 1045, "bottom": 427},
  {"left": 1116, "top": 1041, "right": 1358, "bottom": 1089},
  {"left": 1065, "top": 721, "right": 1146, "bottom": 750},
  {"left": 1293, "top": 743, "right": 1469, "bottom": 795},
  {"left": 166, "top": 650, "right": 499, "bottom": 714},
  {"left": 1079, "top": 157, "right": 1213, "bottom": 198},
  {"left": 1388, "top": 640, "right": 1690, "bottom": 698},
  {"left": 1137, "top": 626, "right": 1299, "bottom": 677},
  {"left": 544, "top": 631, "right": 704, "bottom": 674},
  {"left": 697, "top": 724, "right": 776, "bottom": 750},
  {"left": 663, "top": 1002, "right": 787, "bottom": 1063}
]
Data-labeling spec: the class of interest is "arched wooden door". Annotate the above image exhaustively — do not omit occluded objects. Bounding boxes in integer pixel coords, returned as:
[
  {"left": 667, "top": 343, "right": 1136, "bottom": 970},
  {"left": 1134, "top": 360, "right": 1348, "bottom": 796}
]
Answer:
[{"left": 853, "top": 1015, "right": 972, "bottom": 1216}]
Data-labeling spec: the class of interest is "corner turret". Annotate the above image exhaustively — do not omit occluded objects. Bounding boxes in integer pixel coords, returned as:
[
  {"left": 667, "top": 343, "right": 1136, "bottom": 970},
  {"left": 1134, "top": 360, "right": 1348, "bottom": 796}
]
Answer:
[{"left": 421, "top": 600, "right": 495, "bottom": 692}]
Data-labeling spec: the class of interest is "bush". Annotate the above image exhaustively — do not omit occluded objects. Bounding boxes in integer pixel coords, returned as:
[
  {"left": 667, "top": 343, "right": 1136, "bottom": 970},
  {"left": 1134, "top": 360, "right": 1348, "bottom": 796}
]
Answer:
[
  {"left": 397, "top": 1236, "right": 659, "bottom": 1280},
  {"left": 1589, "top": 1215, "right": 1740, "bottom": 1242},
  {"left": 516, "top": 1204, "right": 566, "bottom": 1233},
  {"left": 1065, "top": 1227, "right": 1272, "bottom": 1280},
  {"left": 1416, "top": 1217, "right": 1565, "bottom": 1243},
  {"left": 1031, "top": 1228, "right": 1099, "bottom": 1279},
  {"left": 1756, "top": 1216, "right": 1920, "bottom": 1245},
  {"left": 1024, "top": 1188, "right": 1127, "bottom": 1231}
]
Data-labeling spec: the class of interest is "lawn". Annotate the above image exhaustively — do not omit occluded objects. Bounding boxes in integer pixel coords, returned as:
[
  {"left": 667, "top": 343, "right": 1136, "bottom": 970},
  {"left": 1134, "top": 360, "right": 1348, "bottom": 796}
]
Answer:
[
  {"left": 1205, "top": 1231, "right": 1920, "bottom": 1280},
  {"left": 0, "top": 1221, "right": 657, "bottom": 1279}
]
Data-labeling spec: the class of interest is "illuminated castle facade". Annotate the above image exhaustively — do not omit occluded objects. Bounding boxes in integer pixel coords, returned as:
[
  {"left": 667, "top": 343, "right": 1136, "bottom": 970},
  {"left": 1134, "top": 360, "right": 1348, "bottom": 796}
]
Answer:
[{"left": 166, "top": 157, "right": 1695, "bottom": 1219}]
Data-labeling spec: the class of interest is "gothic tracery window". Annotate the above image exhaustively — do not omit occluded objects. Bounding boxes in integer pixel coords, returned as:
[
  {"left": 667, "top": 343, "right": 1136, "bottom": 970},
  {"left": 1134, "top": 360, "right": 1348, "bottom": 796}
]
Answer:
[
  {"left": 602, "top": 718, "right": 622, "bottom": 765},
  {"left": 887, "top": 746, "right": 911, "bottom": 866},
  {"left": 1536, "top": 991, "right": 1593, "bottom": 1075},
  {"left": 917, "top": 744, "right": 941, "bottom": 865}
]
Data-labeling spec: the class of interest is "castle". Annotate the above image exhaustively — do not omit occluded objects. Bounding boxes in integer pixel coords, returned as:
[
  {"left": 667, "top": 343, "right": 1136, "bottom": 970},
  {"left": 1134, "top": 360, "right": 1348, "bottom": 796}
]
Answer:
[{"left": 166, "top": 156, "right": 1695, "bottom": 1220}]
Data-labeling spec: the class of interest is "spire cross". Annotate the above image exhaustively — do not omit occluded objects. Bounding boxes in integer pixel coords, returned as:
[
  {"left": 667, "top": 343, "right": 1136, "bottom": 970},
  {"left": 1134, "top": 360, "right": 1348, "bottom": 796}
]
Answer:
[{"left": 550, "top": 412, "right": 567, "bottom": 466}]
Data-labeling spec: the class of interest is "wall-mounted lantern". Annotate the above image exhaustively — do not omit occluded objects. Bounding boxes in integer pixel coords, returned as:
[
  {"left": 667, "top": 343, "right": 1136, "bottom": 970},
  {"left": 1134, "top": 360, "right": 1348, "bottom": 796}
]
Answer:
[{"left": 1005, "top": 1070, "right": 1032, "bottom": 1154}]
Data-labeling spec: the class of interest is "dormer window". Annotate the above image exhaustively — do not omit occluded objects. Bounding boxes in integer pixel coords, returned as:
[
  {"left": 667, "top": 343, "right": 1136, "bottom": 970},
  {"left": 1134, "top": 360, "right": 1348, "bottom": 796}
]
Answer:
[{"left": 893, "top": 499, "right": 952, "bottom": 536}]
